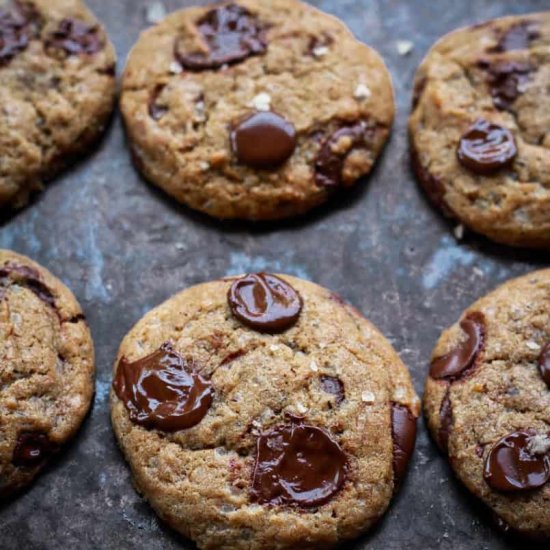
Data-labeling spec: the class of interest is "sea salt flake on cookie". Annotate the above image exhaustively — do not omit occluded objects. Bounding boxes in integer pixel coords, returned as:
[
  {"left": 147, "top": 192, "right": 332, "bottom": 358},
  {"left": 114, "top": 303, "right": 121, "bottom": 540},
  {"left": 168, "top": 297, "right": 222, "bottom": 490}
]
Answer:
[
  {"left": 354, "top": 83, "right": 371, "bottom": 100},
  {"left": 248, "top": 92, "right": 272, "bottom": 112}
]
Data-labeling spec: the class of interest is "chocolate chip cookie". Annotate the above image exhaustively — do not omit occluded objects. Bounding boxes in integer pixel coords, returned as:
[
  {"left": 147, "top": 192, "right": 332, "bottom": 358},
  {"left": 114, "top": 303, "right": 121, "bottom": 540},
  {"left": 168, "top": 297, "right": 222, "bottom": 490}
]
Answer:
[
  {"left": 0, "top": 0, "right": 116, "bottom": 209},
  {"left": 424, "top": 269, "right": 550, "bottom": 539},
  {"left": 409, "top": 12, "right": 550, "bottom": 248},
  {"left": 0, "top": 250, "right": 94, "bottom": 498},
  {"left": 121, "top": 0, "right": 394, "bottom": 221},
  {"left": 110, "top": 274, "right": 419, "bottom": 549}
]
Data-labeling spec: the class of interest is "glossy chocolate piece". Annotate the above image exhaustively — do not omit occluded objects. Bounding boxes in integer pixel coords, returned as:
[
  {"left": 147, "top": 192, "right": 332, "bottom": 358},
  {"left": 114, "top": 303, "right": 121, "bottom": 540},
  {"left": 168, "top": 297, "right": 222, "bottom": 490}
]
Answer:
[
  {"left": 113, "top": 343, "right": 213, "bottom": 432},
  {"left": 230, "top": 112, "right": 296, "bottom": 169},
  {"left": 537, "top": 343, "right": 550, "bottom": 389},
  {"left": 490, "top": 21, "right": 539, "bottom": 52},
  {"left": 228, "top": 273, "right": 302, "bottom": 333},
  {"left": 479, "top": 59, "right": 533, "bottom": 111},
  {"left": 46, "top": 18, "right": 103, "bottom": 55},
  {"left": 0, "top": 1, "right": 37, "bottom": 66},
  {"left": 250, "top": 416, "right": 348, "bottom": 507},
  {"left": 430, "top": 313, "right": 485, "bottom": 380},
  {"left": 175, "top": 4, "right": 266, "bottom": 71},
  {"left": 0, "top": 263, "right": 56, "bottom": 308},
  {"left": 12, "top": 432, "right": 54, "bottom": 468},
  {"left": 484, "top": 431, "right": 550, "bottom": 492},
  {"left": 315, "top": 121, "right": 373, "bottom": 188},
  {"left": 319, "top": 375, "right": 345, "bottom": 405},
  {"left": 391, "top": 404, "right": 417, "bottom": 485},
  {"left": 457, "top": 119, "right": 517, "bottom": 175}
]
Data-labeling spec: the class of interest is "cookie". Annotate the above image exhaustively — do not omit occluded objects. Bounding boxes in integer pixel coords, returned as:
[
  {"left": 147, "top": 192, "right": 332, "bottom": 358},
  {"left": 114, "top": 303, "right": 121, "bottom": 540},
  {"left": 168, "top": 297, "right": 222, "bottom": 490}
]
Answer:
[
  {"left": 110, "top": 273, "right": 419, "bottom": 549},
  {"left": 0, "top": 250, "right": 94, "bottom": 498},
  {"left": 409, "top": 12, "right": 550, "bottom": 248},
  {"left": 120, "top": 0, "right": 394, "bottom": 221},
  {"left": 0, "top": 0, "right": 116, "bottom": 209},
  {"left": 424, "top": 269, "right": 550, "bottom": 539}
]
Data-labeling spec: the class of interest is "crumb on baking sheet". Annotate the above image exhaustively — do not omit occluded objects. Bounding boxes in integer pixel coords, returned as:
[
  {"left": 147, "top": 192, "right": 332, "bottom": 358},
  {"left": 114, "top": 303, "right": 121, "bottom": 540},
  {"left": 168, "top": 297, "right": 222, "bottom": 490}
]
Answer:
[{"left": 145, "top": 2, "right": 167, "bottom": 24}]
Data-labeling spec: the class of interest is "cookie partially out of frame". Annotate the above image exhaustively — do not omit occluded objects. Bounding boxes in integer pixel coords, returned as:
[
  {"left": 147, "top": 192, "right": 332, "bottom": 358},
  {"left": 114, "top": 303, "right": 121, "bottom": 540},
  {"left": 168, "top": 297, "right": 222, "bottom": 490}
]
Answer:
[
  {"left": 0, "top": 250, "right": 94, "bottom": 498},
  {"left": 409, "top": 12, "right": 550, "bottom": 248},
  {"left": 110, "top": 274, "right": 419, "bottom": 550},
  {"left": 424, "top": 269, "right": 550, "bottom": 539},
  {"left": 0, "top": 0, "right": 116, "bottom": 209},
  {"left": 121, "top": 0, "right": 394, "bottom": 221}
]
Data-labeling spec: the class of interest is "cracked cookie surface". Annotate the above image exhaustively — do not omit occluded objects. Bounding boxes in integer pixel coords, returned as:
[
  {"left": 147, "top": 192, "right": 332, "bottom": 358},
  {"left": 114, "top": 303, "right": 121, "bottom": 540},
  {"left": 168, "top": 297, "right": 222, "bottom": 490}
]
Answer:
[
  {"left": 0, "top": 0, "right": 116, "bottom": 209},
  {"left": 120, "top": 0, "right": 394, "bottom": 221},
  {"left": 409, "top": 12, "right": 550, "bottom": 248},
  {"left": 110, "top": 274, "right": 419, "bottom": 550},
  {"left": 0, "top": 249, "right": 94, "bottom": 498},
  {"left": 424, "top": 269, "right": 550, "bottom": 539}
]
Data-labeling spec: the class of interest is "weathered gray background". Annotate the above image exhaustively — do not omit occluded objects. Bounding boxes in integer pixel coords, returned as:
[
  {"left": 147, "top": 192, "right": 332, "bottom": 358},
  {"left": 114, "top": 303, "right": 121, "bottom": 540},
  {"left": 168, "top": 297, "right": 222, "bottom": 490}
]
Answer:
[{"left": 1, "top": 0, "right": 549, "bottom": 548}]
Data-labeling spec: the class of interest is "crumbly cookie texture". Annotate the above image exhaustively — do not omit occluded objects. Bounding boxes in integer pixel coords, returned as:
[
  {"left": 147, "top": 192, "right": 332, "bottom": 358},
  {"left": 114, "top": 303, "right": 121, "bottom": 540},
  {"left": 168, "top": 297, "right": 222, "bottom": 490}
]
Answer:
[
  {"left": 0, "top": 0, "right": 116, "bottom": 209},
  {"left": 110, "top": 275, "right": 419, "bottom": 550},
  {"left": 424, "top": 269, "right": 550, "bottom": 539},
  {"left": 121, "top": 0, "right": 394, "bottom": 221},
  {"left": 409, "top": 12, "right": 550, "bottom": 249},
  {"left": 0, "top": 249, "right": 94, "bottom": 498}
]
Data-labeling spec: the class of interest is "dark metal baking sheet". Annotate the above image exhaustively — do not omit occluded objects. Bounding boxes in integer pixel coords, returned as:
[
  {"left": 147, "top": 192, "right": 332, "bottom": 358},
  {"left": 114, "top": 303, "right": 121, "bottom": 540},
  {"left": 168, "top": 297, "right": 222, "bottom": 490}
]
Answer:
[{"left": 1, "top": 1, "right": 548, "bottom": 548}]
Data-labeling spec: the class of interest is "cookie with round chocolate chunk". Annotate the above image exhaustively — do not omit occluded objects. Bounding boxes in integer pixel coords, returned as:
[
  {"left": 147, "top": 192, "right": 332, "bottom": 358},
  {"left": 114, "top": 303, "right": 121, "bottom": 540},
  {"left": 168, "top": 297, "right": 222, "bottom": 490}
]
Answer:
[
  {"left": 424, "top": 269, "right": 550, "bottom": 539},
  {"left": 120, "top": 0, "right": 394, "bottom": 221},
  {"left": 0, "top": 0, "right": 116, "bottom": 209},
  {"left": 110, "top": 274, "right": 419, "bottom": 549},
  {"left": 409, "top": 12, "right": 550, "bottom": 249},
  {"left": 0, "top": 249, "right": 94, "bottom": 498}
]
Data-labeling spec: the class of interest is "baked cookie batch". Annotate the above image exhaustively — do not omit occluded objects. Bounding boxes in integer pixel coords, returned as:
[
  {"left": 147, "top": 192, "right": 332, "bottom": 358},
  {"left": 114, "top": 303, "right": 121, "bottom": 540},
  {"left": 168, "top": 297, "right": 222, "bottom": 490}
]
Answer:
[{"left": 0, "top": 0, "right": 549, "bottom": 548}]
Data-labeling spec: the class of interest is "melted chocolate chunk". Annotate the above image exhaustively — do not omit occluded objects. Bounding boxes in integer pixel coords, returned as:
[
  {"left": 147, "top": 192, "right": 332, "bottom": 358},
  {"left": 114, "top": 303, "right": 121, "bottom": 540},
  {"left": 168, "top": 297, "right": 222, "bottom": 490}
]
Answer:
[
  {"left": 479, "top": 59, "right": 533, "bottom": 111},
  {"left": 230, "top": 112, "right": 296, "bottom": 169},
  {"left": 319, "top": 376, "right": 345, "bottom": 405},
  {"left": 250, "top": 416, "right": 348, "bottom": 507},
  {"left": 0, "top": 263, "right": 56, "bottom": 308},
  {"left": 46, "top": 18, "right": 103, "bottom": 56},
  {"left": 175, "top": 4, "right": 266, "bottom": 71},
  {"left": 228, "top": 273, "right": 302, "bottom": 334},
  {"left": 457, "top": 119, "right": 517, "bottom": 175},
  {"left": 113, "top": 343, "right": 213, "bottom": 432},
  {"left": 438, "top": 391, "right": 453, "bottom": 452},
  {"left": 12, "top": 432, "right": 54, "bottom": 468},
  {"left": 0, "top": 1, "right": 38, "bottom": 66},
  {"left": 490, "top": 21, "right": 539, "bottom": 52},
  {"left": 391, "top": 404, "right": 417, "bottom": 485},
  {"left": 148, "top": 84, "right": 168, "bottom": 121},
  {"left": 315, "top": 121, "right": 374, "bottom": 188},
  {"left": 484, "top": 431, "right": 550, "bottom": 492},
  {"left": 430, "top": 313, "right": 485, "bottom": 380},
  {"left": 537, "top": 343, "right": 550, "bottom": 389}
]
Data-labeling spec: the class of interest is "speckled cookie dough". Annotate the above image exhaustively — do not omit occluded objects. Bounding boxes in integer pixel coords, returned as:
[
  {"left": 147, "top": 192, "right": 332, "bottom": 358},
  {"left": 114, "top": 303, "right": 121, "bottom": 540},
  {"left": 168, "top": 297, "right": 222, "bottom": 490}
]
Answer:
[
  {"left": 424, "top": 269, "right": 550, "bottom": 539},
  {"left": 120, "top": 0, "right": 395, "bottom": 221},
  {"left": 409, "top": 12, "right": 550, "bottom": 248},
  {"left": 0, "top": 0, "right": 116, "bottom": 209},
  {"left": 110, "top": 274, "right": 419, "bottom": 550},
  {"left": 0, "top": 250, "right": 95, "bottom": 498}
]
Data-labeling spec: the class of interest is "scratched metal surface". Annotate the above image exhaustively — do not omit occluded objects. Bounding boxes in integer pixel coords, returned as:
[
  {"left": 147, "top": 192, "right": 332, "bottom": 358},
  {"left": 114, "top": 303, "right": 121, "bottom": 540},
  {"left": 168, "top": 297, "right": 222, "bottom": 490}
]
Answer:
[{"left": 1, "top": 0, "right": 549, "bottom": 548}]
